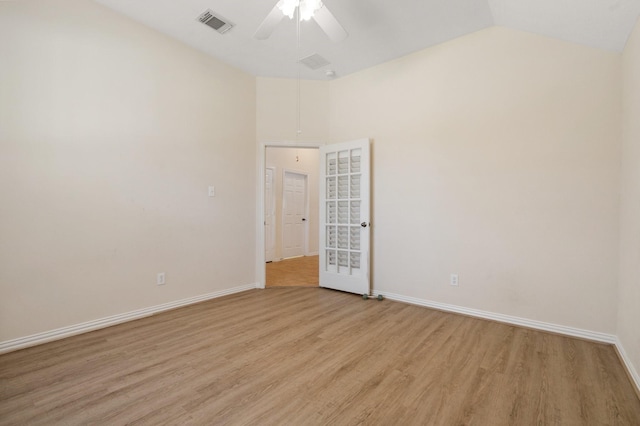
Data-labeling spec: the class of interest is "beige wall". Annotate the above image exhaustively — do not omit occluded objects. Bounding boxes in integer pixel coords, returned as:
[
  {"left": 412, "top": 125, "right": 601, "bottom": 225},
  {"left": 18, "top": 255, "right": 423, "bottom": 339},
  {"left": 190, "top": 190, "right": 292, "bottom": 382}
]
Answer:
[
  {"left": 256, "top": 77, "right": 330, "bottom": 143},
  {"left": 0, "top": 0, "right": 257, "bottom": 341},
  {"left": 618, "top": 17, "right": 640, "bottom": 385},
  {"left": 266, "top": 148, "right": 320, "bottom": 260},
  {"left": 329, "top": 27, "right": 622, "bottom": 333}
]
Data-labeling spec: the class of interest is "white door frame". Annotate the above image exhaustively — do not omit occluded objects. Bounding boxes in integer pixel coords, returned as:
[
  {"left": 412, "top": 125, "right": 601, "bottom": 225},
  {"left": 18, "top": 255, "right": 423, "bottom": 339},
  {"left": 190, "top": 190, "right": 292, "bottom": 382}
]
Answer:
[
  {"left": 256, "top": 141, "right": 324, "bottom": 289},
  {"left": 281, "top": 169, "right": 309, "bottom": 259},
  {"left": 265, "top": 166, "right": 276, "bottom": 262}
]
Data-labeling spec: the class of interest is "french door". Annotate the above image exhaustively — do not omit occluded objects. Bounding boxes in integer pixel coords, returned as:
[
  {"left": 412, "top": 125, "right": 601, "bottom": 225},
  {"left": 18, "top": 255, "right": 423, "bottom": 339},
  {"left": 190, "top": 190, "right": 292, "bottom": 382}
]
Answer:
[{"left": 319, "top": 139, "right": 370, "bottom": 295}]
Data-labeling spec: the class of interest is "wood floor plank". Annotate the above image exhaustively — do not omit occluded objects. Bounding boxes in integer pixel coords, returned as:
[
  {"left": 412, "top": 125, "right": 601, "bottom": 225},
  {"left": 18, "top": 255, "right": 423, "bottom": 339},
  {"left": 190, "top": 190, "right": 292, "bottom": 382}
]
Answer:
[{"left": 1, "top": 287, "right": 639, "bottom": 425}]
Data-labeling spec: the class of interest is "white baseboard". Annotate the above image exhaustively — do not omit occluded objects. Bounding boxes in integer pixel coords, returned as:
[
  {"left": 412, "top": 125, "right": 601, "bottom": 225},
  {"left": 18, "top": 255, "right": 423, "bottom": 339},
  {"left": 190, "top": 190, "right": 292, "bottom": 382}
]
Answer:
[
  {"left": 0, "top": 283, "right": 259, "bottom": 354},
  {"left": 377, "top": 290, "right": 638, "bottom": 395},
  {"left": 614, "top": 338, "right": 640, "bottom": 397},
  {"left": 375, "top": 291, "right": 617, "bottom": 344},
  {"left": 4, "top": 284, "right": 637, "bottom": 397}
]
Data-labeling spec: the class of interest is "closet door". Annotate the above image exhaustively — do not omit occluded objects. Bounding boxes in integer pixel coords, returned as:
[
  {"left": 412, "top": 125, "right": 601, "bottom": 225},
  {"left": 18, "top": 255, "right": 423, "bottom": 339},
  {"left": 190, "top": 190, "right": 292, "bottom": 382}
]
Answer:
[{"left": 319, "top": 139, "right": 370, "bottom": 295}]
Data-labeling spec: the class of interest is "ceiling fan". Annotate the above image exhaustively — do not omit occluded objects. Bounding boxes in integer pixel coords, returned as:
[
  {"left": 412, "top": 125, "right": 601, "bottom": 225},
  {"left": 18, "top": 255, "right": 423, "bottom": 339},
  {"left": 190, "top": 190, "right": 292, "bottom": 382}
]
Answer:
[{"left": 254, "top": 0, "right": 348, "bottom": 42}]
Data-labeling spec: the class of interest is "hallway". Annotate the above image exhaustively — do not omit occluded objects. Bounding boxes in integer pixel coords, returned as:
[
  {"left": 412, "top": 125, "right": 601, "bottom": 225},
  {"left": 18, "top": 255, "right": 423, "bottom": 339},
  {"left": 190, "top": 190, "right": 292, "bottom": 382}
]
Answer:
[{"left": 266, "top": 256, "right": 319, "bottom": 287}]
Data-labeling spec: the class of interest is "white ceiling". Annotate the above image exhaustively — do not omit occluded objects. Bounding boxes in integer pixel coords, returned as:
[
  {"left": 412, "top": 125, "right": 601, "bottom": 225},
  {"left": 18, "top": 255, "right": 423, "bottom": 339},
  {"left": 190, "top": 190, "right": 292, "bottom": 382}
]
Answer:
[{"left": 94, "top": 0, "right": 640, "bottom": 80}]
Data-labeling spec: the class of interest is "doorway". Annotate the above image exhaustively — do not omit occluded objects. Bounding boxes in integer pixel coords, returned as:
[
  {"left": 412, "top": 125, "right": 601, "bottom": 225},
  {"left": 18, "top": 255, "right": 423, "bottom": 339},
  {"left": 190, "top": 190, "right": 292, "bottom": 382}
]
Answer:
[
  {"left": 264, "top": 146, "right": 319, "bottom": 288},
  {"left": 257, "top": 139, "right": 372, "bottom": 294}
]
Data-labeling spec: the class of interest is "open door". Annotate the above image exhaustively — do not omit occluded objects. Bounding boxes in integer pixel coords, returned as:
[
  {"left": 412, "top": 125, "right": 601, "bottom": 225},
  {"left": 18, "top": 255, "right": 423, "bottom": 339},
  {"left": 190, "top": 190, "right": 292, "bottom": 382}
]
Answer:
[{"left": 319, "top": 139, "right": 370, "bottom": 295}]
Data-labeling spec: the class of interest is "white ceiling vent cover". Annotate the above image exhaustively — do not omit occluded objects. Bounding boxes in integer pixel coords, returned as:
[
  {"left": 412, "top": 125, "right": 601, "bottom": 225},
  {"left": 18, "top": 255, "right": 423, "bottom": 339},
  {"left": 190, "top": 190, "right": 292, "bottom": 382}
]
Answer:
[
  {"left": 299, "top": 54, "right": 331, "bottom": 70},
  {"left": 197, "top": 9, "right": 234, "bottom": 34}
]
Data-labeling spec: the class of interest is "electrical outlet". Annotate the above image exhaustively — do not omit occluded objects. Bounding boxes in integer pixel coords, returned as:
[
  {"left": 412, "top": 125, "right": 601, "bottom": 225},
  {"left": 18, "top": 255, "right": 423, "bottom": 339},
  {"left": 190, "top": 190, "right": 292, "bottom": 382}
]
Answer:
[
  {"left": 450, "top": 273, "right": 458, "bottom": 286},
  {"left": 208, "top": 186, "right": 215, "bottom": 197},
  {"left": 157, "top": 272, "right": 166, "bottom": 286}
]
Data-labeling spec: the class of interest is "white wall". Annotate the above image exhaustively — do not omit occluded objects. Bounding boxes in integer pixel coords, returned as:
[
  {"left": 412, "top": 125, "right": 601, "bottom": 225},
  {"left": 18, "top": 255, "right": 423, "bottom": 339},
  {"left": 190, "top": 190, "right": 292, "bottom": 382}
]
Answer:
[
  {"left": 0, "top": 0, "right": 257, "bottom": 341},
  {"left": 329, "top": 27, "right": 622, "bottom": 333},
  {"left": 618, "top": 17, "right": 640, "bottom": 386},
  {"left": 266, "top": 147, "right": 320, "bottom": 260}
]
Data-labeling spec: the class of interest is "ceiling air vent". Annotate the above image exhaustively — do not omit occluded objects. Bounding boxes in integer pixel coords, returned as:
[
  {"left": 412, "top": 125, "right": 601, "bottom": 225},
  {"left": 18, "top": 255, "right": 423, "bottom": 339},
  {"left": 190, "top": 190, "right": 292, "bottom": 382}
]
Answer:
[
  {"left": 299, "top": 53, "right": 330, "bottom": 70},
  {"left": 197, "top": 9, "right": 234, "bottom": 34}
]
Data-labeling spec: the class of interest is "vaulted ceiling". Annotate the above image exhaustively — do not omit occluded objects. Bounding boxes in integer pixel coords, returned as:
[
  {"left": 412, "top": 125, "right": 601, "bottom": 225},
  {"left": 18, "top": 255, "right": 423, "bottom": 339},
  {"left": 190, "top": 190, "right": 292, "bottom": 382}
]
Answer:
[{"left": 94, "top": 0, "right": 640, "bottom": 80}]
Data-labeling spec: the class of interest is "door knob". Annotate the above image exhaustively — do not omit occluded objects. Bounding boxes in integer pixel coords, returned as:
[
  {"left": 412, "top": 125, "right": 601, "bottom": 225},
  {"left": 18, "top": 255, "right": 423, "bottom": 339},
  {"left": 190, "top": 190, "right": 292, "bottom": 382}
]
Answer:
[
  {"left": 361, "top": 222, "right": 368, "bottom": 228},
  {"left": 302, "top": 218, "right": 306, "bottom": 221}
]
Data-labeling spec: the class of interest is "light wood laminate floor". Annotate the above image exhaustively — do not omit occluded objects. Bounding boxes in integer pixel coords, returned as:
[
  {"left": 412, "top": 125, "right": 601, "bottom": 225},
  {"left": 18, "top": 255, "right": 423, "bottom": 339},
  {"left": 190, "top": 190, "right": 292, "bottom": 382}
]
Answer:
[
  {"left": 1, "top": 287, "right": 639, "bottom": 425},
  {"left": 266, "top": 255, "right": 318, "bottom": 287}
]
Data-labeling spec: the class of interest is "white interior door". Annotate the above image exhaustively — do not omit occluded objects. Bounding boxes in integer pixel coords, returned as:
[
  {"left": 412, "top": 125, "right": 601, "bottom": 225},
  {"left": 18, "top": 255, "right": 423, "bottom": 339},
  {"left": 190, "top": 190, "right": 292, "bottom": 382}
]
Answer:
[
  {"left": 319, "top": 139, "right": 370, "bottom": 295},
  {"left": 282, "top": 171, "right": 307, "bottom": 259},
  {"left": 265, "top": 167, "right": 276, "bottom": 262}
]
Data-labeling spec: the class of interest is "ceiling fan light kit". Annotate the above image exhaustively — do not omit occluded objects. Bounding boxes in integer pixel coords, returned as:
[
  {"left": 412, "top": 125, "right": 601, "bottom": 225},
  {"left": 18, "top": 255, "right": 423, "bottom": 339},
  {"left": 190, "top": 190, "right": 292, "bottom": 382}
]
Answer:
[
  {"left": 278, "top": 0, "right": 323, "bottom": 21},
  {"left": 255, "top": 0, "right": 348, "bottom": 42}
]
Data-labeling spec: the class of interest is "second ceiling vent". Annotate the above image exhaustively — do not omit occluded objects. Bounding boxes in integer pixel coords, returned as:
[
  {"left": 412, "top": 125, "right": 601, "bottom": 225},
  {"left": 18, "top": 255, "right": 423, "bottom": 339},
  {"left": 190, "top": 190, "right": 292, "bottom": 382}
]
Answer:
[
  {"left": 299, "top": 53, "right": 330, "bottom": 70},
  {"left": 197, "top": 9, "right": 234, "bottom": 34}
]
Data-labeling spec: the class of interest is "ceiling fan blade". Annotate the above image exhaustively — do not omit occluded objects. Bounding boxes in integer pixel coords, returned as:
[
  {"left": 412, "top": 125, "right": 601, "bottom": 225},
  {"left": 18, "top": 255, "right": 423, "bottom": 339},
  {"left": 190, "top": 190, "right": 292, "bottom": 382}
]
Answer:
[
  {"left": 312, "top": 4, "right": 348, "bottom": 42},
  {"left": 254, "top": 4, "right": 284, "bottom": 40}
]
